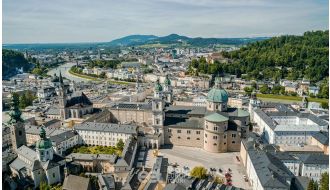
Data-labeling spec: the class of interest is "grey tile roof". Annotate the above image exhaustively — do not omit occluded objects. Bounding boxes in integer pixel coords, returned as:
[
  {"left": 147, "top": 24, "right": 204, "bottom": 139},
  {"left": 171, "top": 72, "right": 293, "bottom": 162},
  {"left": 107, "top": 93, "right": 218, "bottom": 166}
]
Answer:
[
  {"left": 62, "top": 175, "right": 91, "bottom": 190},
  {"left": 25, "top": 125, "right": 67, "bottom": 137},
  {"left": 312, "top": 132, "right": 329, "bottom": 145},
  {"left": 164, "top": 117, "right": 204, "bottom": 129},
  {"left": 247, "top": 150, "right": 294, "bottom": 189},
  {"left": 165, "top": 105, "right": 206, "bottom": 116},
  {"left": 254, "top": 108, "right": 277, "bottom": 129},
  {"left": 50, "top": 131, "right": 78, "bottom": 145},
  {"left": 74, "top": 122, "right": 137, "bottom": 135},
  {"left": 66, "top": 153, "right": 117, "bottom": 164},
  {"left": 116, "top": 137, "right": 137, "bottom": 167},
  {"left": 296, "top": 154, "right": 329, "bottom": 165},
  {"left": 66, "top": 92, "right": 93, "bottom": 108},
  {"left": 46, "top": 107, "right": 60, "bottom": 115},
  {"left": 97, "top": 174, "right": 115, "bottom": 190},
  {"left": 109, "top": 102, "right": 152, "bottom": 110},
  {"left": 164, "top": 184, "right": 186, "bottom": 190},
  {"left": 84, "top": 109, "right": 111, "bottom": 123}
]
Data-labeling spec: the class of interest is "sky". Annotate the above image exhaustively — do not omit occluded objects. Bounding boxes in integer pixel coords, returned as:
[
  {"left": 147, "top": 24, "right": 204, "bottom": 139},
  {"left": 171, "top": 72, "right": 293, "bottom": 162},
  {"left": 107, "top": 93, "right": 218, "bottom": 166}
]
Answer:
[{"left": 3, "top": 0, "right": 329, "bottom": 44}]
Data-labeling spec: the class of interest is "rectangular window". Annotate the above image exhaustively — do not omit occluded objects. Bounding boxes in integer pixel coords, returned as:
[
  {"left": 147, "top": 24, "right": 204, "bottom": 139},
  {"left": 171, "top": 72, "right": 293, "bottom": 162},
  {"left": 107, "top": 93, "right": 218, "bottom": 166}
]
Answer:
[
  {"left": 214, "top": 127, "right": 218, "bottom": 131},
  {"left": 205, "top": 134, "right": 207, "bottom": 137},
  {"left": 196, "top": 131, "right": 201, "bottom": 134},
  {"left": 177, "top": 130, "right": 181, "bottom": 133},
  {"left": 187, "top": 130, "right": 191, "bottom": 134},
  {"left": 232, "top": 134, "right": 236, "bottom": 138},
  {"left": 213, "top": 136, "right": 217, "bottom": 140},
  {"left": 168, "top": 129, "right": 172, "bottom": 133}
]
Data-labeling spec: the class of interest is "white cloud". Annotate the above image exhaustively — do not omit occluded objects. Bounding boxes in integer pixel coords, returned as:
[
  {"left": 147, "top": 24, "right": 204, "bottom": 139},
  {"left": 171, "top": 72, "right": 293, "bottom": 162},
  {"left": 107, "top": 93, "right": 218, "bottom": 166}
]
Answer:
[{"left": 2, "top": 0, "right": 328, "bottom": 43}]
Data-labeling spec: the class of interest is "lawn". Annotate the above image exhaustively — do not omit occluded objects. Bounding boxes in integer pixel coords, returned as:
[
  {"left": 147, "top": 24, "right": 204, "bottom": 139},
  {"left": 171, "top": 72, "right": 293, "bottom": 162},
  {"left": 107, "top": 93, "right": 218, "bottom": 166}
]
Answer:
[
  {"left": 107, "top": 79, "right": 132, "bottom": 85},
  {"left": 68, "top": 145, "right": 122, "bottom": 156},
  {"left": 68, "top": 70, "right": 101, "bottom": 81},
  {"left": 256, "top": 94, "right": 328, "bottom": 103}
]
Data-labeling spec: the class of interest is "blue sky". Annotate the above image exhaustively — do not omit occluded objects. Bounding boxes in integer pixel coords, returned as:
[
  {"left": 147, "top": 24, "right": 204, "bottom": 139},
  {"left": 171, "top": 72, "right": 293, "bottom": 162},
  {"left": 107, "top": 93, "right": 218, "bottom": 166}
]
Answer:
[{"left": 3, "top": 0, "right": 329, "bottom": 44}]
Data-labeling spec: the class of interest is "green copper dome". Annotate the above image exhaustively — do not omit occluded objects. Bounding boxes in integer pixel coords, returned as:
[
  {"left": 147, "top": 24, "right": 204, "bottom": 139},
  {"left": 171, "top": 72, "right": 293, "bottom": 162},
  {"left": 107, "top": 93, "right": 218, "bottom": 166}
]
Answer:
[
  {"left": 207, "top": 88, "right": 228, "bottom": 103},
  {"left": 204, "top": 112, "right": 229, "bottom": 122},
  {"left": 36, "top": 127, "right": 52, "bottom": 149},
  {"left": 154, "top": 79, "right": 163, "bottom": 92},
  {"left": 164, "top": 75, "right": 171, "bottom": 86}
]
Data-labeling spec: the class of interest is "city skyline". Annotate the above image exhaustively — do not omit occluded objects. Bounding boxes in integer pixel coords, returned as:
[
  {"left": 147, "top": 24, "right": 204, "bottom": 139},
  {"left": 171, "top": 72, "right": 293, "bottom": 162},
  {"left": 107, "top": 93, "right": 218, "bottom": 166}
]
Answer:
[{"left": 3, "top": 0, "right": 329, "bottom": 44}]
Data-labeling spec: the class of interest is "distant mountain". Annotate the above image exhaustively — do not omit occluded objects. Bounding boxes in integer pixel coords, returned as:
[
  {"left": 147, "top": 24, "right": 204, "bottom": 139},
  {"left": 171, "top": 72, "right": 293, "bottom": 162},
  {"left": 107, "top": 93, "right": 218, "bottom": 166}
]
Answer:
[
  {"left": 107, "top": 35, "right": 158, "bottom": 46},
  {"left": 3, "top": 49, "right": 33, "bottom": 79},
  {"left": 107, "top": 34, "right": 269, "bottom": 47}
]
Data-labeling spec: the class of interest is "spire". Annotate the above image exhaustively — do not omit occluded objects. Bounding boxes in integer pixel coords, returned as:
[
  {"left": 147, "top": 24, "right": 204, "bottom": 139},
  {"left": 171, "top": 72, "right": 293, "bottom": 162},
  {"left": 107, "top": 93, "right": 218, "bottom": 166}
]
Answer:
[
  {"left": 214, "top": 77, "right": 221, "bottom": 89},
  {"left": 39, "top": 127, "right": 46, "bottom": 139},
  {"left": 59, "top": 71, "right": 63, "bottom": 84},
  {"left": 8, "top": 93, "right": 23, "bottom": 124},
  {"left": 154, "top": 78, "right": 163, "bottom": 92},
  {"left": 164, "top": 74, "right": 171, "bottom": 86}
]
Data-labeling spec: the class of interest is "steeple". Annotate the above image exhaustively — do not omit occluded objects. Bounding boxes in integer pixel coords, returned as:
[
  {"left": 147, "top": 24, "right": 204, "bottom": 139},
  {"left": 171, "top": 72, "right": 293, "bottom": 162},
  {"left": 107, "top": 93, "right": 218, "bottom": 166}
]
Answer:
[
  {"left": 36, "top": 126, "right": 54, "bottom": 161},
  {"left": 59, "top": 71, "right": 64, "bottom": 85},
  {"left": 9, "top": 93, "right": 27, "bottom": 151},
  {"left": 8, "top": 93, "right": 23, "bottom": 124},
  {"left": 214, "top": 77, "right": 222, "bottom": 89}
]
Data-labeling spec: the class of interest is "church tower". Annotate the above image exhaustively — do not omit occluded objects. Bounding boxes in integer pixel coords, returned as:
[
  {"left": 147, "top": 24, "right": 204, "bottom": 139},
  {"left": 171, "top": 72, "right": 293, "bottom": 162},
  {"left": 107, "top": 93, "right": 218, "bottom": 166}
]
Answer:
[
  {"left": 152, "top": 79, "right": 165, "bottom": 126},
  {"left": 36, "top": 127, "right": 54, "bottom": 162},
  {"left": 135, "top": 74, "right": 142, "bottom": 94},
  {"left": 9, "top": 93, "right": 27, "bottom": 151},
  {"left": 58, "top": 72, "right": 68, "bottom": 120},
  {"left": 163, "top": 74, "right": 173, "bottom": 104}
]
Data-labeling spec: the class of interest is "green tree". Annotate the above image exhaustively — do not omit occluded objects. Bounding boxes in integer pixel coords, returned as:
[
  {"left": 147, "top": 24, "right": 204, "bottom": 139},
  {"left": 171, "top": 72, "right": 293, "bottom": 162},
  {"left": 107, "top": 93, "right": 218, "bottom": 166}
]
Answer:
[
  {"left": 321, "top": 102, "right": 328, "bottom": 109},
  {"left": 244, "top": 87, "right": 253, "bottom": 96},
  {"left": 190, "top": 166, "right": 207, "bottom": 179},
  {"left": 320, "top": 172, "right": 329, "bottom": 190},
  {"left": 39, "top": 180, "right": 51, "bottom": 190},
  {"left": 307, "top": 180, "right": 314, "bottom": 190},
  {"left": 116, "top": 139, "right": 125, "bottom": 151},
  {"left": 259, "top": 84, "right": 269, "bottom": 94},
  {"left": 19, "top": 93, "right": 28, "bottom": 109}
]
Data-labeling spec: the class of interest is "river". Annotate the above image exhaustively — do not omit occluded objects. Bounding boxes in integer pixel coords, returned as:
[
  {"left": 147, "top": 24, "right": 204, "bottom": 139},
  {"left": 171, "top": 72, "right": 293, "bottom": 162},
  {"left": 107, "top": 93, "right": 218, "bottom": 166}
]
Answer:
[{"left": 47, "top": 62, "right": 91, "bottom": 82}]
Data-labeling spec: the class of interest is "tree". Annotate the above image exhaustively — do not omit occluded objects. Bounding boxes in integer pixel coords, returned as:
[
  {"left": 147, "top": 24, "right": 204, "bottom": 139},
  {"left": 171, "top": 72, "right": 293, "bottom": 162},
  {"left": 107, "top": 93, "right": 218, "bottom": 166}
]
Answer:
[
  {"left": 39, "top": 180, "right": 51, "bottom": 190},
  {"left": 321, "top": 102, "right": 328, "bottom": 109},
  {"left": 259, "top": 84, "right": 269, "bottom": 94},
  {"left": 190, "top": 166, "right": 207, "bottom": 179},
  {"left": 307, "top": 179, "right": 318, "bottom": 190},
  {"left": 116, "top": 139, "right": 125, "bottom": 151},
  {"left": 320, "top": 172, "right": 329, "bottom": 190},
  {"left": 244, "top": 87, "right": 253, "bottom": 96}
]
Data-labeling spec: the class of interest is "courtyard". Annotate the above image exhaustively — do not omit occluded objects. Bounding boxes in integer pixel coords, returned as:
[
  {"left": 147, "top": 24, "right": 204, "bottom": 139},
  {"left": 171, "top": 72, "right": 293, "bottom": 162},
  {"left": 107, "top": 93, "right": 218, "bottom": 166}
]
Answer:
[{"left": 148, "top": 145, "right": 251, "bottom": 189}]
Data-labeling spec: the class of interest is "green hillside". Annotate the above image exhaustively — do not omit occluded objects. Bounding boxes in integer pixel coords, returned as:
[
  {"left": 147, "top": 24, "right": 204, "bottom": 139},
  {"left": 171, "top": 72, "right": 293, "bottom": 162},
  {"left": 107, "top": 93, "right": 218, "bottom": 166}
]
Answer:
[
  {"left": 3, "top": 49, "right": 32, "bottom": 79},
  {"left": 221, "top": 30, "right": 329, "bottom": 82}
]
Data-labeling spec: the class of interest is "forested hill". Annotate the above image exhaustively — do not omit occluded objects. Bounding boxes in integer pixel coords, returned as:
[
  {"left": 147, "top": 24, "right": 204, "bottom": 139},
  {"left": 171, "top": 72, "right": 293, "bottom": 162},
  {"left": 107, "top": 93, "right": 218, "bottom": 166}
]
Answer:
[
  {"left": 3, "top": 49, "right": 32, "bottom": 79},
  {"left": 221, "top": 30, "right": 328, "bottom": 82}
]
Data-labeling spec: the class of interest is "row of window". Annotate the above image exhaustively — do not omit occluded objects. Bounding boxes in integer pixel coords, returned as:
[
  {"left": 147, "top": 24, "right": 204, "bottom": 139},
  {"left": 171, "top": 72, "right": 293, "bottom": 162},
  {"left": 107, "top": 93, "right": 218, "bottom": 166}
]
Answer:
[
  {"left": 204, "top": 134, "right": 235, "bottom": 138},
  {"left": 205, "top": 140, "right": 235, "bottom": 144},
  {"left": 169, "top": 136, "right": 200, "bottom": 140},
  {"left": 170, "top": 129, "right": 201, "bottom": 135}
]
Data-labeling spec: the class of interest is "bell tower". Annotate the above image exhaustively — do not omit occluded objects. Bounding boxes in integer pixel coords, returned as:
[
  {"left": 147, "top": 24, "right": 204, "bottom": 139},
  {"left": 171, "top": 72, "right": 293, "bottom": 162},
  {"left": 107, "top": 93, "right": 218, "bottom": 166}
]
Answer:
[
  {"left": 58, "top": 72, "right": 68, "bottom": 120},
  {"left": 9, "top": 93, "right": 26, "bottom": 151},
  {"left": 163, "top": 74, "right": 173, "bottom": 104}
]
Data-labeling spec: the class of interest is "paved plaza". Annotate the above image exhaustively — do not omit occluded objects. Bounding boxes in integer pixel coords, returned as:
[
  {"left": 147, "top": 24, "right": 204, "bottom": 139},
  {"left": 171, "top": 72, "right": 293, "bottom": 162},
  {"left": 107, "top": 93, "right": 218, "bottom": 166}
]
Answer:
[{"left": 155, "top": 146, "right": 251, "bottom": 189}]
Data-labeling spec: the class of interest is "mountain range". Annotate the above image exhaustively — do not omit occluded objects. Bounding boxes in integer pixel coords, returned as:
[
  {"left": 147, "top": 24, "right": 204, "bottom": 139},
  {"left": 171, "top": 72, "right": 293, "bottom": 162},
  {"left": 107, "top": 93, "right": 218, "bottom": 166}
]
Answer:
[{"left": 106, "top": 34, "right": 269, "bottom": 47}]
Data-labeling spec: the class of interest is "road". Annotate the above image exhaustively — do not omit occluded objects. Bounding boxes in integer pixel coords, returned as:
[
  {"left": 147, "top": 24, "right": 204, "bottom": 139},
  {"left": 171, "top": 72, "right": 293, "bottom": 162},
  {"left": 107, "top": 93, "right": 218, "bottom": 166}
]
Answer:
[{"left": 47, "top": 62, "right": 91, "bottom": 83}]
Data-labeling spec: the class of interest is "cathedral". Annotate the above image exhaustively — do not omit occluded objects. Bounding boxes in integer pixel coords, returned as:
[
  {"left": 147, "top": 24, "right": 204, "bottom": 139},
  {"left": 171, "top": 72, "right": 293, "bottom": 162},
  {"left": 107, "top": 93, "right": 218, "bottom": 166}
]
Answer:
[
  {"left": 104, "top": 75, "right": 250, "bottom": 152},
  {"left": 46, "top": 72, "right": 93, "bottom": 125}
]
